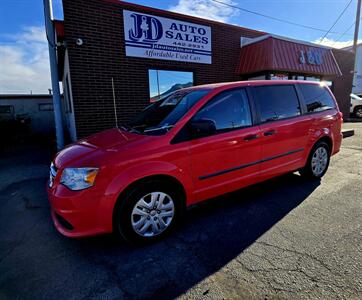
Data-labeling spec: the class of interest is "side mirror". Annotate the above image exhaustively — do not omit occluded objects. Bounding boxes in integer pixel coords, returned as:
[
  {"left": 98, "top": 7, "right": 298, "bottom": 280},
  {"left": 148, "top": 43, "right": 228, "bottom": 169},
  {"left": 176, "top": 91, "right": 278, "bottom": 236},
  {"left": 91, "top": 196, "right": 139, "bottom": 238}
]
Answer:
[{"left": 189, "top": 119, "right": 216, "bottom": 138}]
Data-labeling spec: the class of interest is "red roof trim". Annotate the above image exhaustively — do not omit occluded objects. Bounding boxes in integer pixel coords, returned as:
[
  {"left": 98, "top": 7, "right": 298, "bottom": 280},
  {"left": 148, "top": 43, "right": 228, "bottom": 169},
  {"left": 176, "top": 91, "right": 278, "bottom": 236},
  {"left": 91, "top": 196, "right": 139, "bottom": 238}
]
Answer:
[
  {"left": 102, "top": 0, "right": 265, "bottom": 35},
  {"left": 236, "top": 36, "right": 342, "bottom": 77}
]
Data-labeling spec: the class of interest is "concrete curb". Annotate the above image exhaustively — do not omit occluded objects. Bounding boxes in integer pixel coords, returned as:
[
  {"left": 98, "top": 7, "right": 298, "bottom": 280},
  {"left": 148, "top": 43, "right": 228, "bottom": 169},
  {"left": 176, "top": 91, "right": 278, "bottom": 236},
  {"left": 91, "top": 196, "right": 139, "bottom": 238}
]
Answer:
[{"left": 344, "top": 118, "right": 362, "bottom": 123}]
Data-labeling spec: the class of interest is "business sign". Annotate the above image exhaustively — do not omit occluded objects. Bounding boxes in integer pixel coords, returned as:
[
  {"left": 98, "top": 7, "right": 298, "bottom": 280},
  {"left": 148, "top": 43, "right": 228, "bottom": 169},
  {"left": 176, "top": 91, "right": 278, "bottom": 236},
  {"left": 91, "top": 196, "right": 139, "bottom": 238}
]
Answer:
[
  {"left": 123, "top": 10, "right": 212, "bottom": 64},
  {"left": 299, "top": 49, "right": 323, "bottom": 65},
  {"left": 270, "top": 73, "right": 288, "bottom": 80}
]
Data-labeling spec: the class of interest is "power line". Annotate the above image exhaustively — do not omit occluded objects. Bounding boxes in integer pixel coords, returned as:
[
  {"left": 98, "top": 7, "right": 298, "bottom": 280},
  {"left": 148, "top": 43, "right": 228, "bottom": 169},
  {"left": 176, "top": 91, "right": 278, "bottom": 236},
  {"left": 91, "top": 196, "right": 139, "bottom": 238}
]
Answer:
[
  {"left": 209, "top": 0, "right": 354, "bottom": 36},
  {"left": 319, "top": 0, "right": 353, "bottom": 44},
  {"left": 331, "top": 21, "right": 356, "bottom": 47}
]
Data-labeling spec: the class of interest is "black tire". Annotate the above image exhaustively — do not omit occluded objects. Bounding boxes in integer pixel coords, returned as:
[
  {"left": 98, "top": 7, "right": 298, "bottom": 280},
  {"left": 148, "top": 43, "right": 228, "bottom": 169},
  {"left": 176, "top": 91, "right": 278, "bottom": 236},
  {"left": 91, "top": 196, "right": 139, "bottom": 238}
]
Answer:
[
  {"left": 353, "top": 106, "right": 362, "bottom": 119},
  {"left": 114, "top": 179, "right": 183, "bottom": 244},
  {"left": 299, "top": 141, "right": 331, "bottom": 179}
]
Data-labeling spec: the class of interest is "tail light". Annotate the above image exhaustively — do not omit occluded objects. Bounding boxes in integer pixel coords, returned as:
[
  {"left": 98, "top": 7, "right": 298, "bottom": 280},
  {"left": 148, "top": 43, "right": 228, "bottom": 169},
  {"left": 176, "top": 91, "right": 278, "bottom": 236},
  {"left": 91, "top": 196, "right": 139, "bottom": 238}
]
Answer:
[{"left": 338, "top": 111, "right": 343, "bottom": 122}]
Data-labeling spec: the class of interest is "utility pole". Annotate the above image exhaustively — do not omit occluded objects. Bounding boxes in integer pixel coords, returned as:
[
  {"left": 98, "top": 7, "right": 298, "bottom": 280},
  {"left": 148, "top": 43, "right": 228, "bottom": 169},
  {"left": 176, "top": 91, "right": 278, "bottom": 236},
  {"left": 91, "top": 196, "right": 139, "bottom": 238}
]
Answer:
[
  {"left": 43, "top": 0, "right": 64, "bottom": 150},
  {"left": 353, "top": 0, "right": 361, "bottom": 53}
]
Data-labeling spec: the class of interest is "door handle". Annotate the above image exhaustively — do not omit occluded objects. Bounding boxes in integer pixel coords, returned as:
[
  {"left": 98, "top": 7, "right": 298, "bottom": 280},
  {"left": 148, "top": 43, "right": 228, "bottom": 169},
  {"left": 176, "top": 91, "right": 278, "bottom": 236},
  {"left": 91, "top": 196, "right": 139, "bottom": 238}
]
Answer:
[
  {"left": 263, "top": 129, "right": 277, "bottom": 136},
  {"left": 244, "top": 134, "right": 259, "bottom": 141}
]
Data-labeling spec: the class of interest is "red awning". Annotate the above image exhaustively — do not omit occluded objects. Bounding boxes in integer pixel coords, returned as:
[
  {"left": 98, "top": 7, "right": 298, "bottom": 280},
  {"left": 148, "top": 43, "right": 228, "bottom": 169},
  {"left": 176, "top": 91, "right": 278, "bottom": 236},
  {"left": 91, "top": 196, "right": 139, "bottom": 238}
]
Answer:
[
  {"left": 54, "top": 20, "right": 65, "bottom": 39},
  {"left": 236, "top": 36, "right": 342, "bottom": 77}
]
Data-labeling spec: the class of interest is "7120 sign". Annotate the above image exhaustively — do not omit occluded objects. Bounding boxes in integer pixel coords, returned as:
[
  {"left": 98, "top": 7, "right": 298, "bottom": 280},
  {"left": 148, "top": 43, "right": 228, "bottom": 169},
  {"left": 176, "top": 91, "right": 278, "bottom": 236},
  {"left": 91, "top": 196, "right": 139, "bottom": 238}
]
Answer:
[{"left": 299, "top": 49, "right": 323, "bottom": 65}]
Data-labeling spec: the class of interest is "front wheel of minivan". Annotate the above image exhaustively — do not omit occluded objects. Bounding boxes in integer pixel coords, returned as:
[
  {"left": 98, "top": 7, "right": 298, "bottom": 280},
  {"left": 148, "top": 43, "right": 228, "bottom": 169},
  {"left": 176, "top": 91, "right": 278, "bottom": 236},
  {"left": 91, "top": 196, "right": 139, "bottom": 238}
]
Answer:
[
  {"left": 300, "top": 141, "right": 331, "bottom": 179},
  {"left": 114, "top": 180, "right": 183, "bottom": 244}
]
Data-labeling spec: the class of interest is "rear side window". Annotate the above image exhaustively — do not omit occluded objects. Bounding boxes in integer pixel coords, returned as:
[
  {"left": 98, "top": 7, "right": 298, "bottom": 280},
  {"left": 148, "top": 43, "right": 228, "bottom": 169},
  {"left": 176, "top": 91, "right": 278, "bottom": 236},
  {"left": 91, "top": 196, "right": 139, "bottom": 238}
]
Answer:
[
  {"left": 254, "top": 85, "right": 301, "bottom": 122},
  {"left": 299, "top": 84, "right": 336, "bottom": 113},
  {"left": 191, "top": 88, "right": 252, "bottom": 134}
]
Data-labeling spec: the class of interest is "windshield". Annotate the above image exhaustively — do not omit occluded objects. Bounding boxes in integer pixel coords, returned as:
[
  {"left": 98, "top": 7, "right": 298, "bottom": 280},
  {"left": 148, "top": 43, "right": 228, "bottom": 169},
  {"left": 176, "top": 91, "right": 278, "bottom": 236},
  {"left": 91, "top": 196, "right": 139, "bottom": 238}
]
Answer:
[{"left": 123, "top": 89, "right": 210, "bottom": 135}]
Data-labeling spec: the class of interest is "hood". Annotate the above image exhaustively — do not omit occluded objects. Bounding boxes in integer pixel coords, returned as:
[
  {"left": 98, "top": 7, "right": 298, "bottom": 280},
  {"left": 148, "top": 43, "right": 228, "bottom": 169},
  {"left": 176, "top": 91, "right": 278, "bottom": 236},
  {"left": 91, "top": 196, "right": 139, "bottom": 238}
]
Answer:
[
  {"left": 80, "top": 128, "right": 130, "bottom": 149},
  {"left": 54, "top": 128, "right": 152, "bottom": 168}
]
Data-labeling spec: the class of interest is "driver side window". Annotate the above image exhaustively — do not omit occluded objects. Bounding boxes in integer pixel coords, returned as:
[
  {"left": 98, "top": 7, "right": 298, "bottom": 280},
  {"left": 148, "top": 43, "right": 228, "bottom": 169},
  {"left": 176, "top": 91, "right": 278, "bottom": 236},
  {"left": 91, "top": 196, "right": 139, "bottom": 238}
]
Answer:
[
  {"left": 172, "top": 88, "right": 252, "bottom": 143},
  {"left": 192, "top": 88, "right": 252, "bottom": 134}
]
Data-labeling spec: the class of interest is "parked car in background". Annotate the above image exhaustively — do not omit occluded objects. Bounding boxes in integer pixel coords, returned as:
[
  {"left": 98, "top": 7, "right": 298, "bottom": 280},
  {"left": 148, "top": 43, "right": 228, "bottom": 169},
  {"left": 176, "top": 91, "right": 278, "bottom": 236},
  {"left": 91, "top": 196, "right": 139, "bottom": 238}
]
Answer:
[
  {"left": 350, "top": 93, "right": 362, "bottom": 118},
  {"left": 47, "top": 80, "right": 343, "bottom": 243}
]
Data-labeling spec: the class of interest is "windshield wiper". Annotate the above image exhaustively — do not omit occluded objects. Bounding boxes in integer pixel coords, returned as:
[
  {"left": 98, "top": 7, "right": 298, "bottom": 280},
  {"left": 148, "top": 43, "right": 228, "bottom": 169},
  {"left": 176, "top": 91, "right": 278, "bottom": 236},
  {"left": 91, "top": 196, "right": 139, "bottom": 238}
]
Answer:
[
  {"left": 120, "top": 125, "right": 141, "bottom": 134},
  {"left": 120, "top": 125, "right": 129, "bottom": 131},
  {"left": 143, "top": 125, "right": 174, "bottom": 134}
]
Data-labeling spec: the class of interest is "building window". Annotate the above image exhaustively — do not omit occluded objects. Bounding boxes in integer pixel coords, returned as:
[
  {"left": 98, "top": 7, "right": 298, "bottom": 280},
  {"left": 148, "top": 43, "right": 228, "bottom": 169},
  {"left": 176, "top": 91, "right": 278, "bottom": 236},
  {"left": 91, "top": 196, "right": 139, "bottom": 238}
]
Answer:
[
  {"left": 294, "top": 75, "right": 306, "bottom": 80},
  {"left": 148, "top": 70, "right": 193, "bottom": 102},
  {"left": 248, "top": 75, "right": 266, "bottom": 80},
  {"left": 0, "top": 105, "right": 14, "bottom": 114},
  {"left": 270, "top": 73, "right": 289, "bottom": 80},
  {"left": 323, "top": 80, "right": 333, "bottom": 87},
  {"left": 38, "top": 103, "right": 54, "bottom": 111},
  {"left": 305, "top": 76, "right": 321, "bottom": 82}
]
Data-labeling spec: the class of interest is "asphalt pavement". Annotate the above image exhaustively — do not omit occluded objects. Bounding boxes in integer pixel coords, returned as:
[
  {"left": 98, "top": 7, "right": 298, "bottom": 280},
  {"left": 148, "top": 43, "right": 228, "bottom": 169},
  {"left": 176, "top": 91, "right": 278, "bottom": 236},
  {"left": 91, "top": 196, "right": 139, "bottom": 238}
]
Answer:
[{"left": 0, "top": 124, "right": 361, "bottom": 300}]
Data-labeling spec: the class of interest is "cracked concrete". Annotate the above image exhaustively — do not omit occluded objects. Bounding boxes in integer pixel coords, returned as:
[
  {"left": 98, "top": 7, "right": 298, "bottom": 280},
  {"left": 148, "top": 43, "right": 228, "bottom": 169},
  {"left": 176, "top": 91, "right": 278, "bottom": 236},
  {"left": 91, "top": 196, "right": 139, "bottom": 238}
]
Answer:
[{"left": 0, "top": 124, "right": 361, "bottom": 300}]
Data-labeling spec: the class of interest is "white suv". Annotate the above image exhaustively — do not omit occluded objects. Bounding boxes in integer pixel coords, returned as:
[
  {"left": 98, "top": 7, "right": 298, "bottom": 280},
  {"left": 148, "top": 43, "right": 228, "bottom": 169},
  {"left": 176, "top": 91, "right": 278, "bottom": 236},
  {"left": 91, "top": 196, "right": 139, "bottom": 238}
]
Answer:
[{"left": 350, "top": 93, "right": 362, "bottom": 118}]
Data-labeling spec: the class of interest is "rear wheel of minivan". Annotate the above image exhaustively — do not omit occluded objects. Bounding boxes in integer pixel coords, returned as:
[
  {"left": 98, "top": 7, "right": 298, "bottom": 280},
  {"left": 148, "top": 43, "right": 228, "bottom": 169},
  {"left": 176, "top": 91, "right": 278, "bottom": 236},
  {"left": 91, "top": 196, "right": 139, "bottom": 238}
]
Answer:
[
  {"left": 300, "top": 141, "right": 331, "bottom": 179},
  {"left": 114, "top": 180, "right": 183, "bottom": 244}
]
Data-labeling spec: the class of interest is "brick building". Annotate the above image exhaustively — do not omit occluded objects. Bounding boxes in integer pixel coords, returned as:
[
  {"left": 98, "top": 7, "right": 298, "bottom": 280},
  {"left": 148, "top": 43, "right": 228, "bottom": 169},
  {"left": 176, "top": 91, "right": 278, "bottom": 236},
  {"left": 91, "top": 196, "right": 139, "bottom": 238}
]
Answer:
[{"left": 56, "top": 0, "right": 354, "bottom": 141}]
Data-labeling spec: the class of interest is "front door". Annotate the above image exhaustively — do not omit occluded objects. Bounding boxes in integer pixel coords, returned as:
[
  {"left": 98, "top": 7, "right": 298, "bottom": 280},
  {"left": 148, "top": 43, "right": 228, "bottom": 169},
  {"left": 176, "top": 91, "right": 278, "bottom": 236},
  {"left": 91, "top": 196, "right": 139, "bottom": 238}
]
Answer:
[{"left": 186, "top": 88, "right": 262, "bottom": 202}]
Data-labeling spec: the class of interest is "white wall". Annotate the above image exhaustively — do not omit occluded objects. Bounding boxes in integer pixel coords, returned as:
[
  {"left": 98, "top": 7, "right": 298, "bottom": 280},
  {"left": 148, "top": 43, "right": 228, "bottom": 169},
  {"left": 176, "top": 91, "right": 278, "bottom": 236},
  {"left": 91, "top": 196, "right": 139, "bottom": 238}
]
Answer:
[
  {"left": 0, "top": 97, "right": 55, "bottom": 134},
  {"left": 352, "top": 44, "right": 362, "bottom": 95}
]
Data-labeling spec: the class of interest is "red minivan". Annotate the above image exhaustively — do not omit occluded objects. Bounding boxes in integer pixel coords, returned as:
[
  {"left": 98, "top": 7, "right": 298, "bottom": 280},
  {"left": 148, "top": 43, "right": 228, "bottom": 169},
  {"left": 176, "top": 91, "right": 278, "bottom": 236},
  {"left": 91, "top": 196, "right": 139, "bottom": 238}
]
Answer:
[{"left": 47, "top": 80, "right": 342, "bottom": 243}]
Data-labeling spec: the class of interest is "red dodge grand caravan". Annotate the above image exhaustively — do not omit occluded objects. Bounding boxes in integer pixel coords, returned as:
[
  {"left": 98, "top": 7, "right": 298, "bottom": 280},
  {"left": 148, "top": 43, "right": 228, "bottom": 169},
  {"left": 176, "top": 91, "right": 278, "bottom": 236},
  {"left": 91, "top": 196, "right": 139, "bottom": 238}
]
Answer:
[{"left": 48, "top": 80, "right": 342, "bottom": 243}]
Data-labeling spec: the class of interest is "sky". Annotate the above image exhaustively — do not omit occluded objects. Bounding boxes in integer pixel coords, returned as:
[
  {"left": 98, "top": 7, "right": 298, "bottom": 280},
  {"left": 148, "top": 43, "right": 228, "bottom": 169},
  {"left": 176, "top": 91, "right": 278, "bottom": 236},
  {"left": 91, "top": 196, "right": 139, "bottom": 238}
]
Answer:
[{"left": 0, "top": 0, "right": 360, "bottom": 94}]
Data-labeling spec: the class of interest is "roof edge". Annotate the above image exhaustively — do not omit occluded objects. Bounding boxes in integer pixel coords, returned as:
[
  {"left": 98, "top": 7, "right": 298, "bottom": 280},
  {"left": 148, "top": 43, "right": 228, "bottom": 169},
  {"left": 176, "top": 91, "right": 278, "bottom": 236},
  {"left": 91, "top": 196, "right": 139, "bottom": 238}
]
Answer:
[
  {"left": 0, "top": 94, "right": 56, "bottom": 99},
  {"left": 241, "top": 34, "right": 337, "bottom": 50}
]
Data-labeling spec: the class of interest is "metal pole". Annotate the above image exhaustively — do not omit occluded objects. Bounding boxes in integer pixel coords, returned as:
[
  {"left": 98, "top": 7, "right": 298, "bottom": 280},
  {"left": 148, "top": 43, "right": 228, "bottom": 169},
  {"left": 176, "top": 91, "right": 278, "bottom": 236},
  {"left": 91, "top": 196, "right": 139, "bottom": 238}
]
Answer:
[
  {"left": 43, "top": 0, "right": 64, "bottom": 150},
  {"left": 353, "top": 0, "right": 361, "bottom": 53},
  {"left": 156, "top": 70, "right": 160, "bottom": 98},
  {"left": 111, "top": 78, "right": 118, "bottom": 128}
]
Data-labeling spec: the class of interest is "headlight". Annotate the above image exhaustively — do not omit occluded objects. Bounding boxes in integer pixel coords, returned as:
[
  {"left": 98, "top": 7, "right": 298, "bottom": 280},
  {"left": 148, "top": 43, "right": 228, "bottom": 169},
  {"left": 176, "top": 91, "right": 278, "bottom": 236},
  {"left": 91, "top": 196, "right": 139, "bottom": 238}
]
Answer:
[{"left": 60, "top": 168, "right": 99, "bottom": 191}]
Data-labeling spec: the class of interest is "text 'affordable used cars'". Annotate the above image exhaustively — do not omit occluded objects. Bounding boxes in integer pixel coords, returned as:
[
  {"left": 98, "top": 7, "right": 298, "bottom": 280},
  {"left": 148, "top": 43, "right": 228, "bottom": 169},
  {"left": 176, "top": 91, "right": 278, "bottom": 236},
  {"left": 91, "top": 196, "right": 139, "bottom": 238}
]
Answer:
[{"left": 47, "top": 80, "right": 343, "bottom": 243}]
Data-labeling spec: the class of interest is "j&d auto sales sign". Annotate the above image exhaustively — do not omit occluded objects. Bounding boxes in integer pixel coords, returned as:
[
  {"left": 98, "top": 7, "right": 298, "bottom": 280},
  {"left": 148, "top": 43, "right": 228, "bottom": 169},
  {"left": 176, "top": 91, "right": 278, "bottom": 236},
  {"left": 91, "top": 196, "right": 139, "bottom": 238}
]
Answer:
[{"left": 123, "top": 10, "right": 212, "bottom": 64}]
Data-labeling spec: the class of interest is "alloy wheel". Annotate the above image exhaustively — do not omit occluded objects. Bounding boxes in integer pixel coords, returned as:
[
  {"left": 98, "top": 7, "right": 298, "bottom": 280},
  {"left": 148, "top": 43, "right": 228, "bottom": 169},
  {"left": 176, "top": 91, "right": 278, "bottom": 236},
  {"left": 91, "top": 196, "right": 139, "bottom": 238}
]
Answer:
[
  {"left": 131, "top": 192, "right": 175, "bottom": 237},
  {"left": 311, "top": 147, "right": 328, "bottom": 177}
]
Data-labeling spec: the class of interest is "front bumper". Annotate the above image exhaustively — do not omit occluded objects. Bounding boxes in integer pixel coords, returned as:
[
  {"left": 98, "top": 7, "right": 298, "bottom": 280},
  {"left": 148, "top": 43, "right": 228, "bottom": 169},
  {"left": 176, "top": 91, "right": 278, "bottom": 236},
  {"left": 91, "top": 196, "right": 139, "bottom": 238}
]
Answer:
[{"left": 47, "top": 182, "right": 113, "bottom": 238}]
